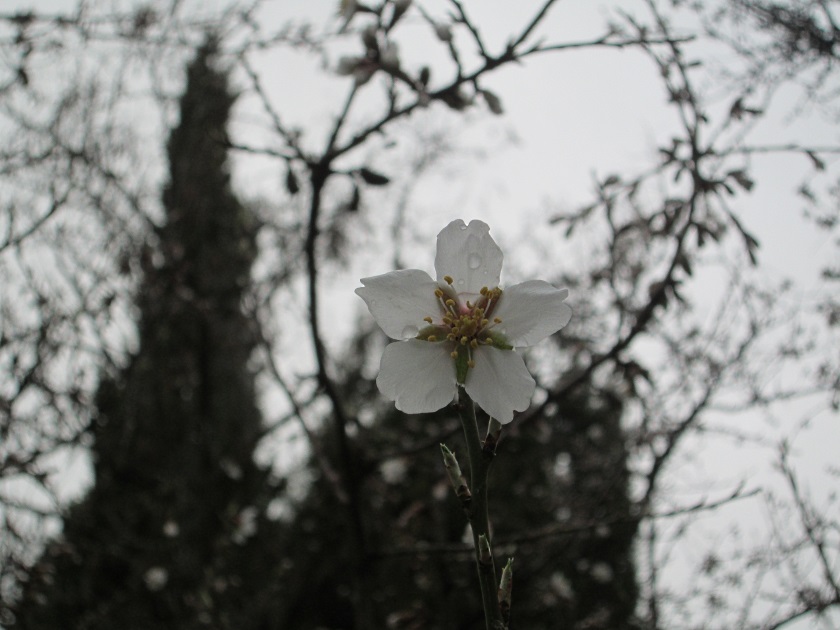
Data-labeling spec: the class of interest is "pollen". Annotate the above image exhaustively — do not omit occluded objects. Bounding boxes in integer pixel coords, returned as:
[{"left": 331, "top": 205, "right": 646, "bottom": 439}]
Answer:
[{"left": 431, "top": 280, "right": 507, "bottom": 366}]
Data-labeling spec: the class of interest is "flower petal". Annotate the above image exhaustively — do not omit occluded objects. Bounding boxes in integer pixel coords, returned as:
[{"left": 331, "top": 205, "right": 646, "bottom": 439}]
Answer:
[
  {"left": 356, "top": 270, "right": 440, "bottom": 339},
  {"left": 491, "top": 280, "right": 571, "bottom": 347},
  {"left": 377, "top": 340, "right": 458, "bottom": 413},
  {"left": 465, "top": 347, "right": 535, "bottom": 424},
  {"left": 434, "top": 219, "right": 503, "bottom": 295}
]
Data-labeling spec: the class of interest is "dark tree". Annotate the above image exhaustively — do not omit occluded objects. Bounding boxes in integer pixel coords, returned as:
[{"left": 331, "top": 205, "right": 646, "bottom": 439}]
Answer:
[{"left": 12, "top": 39, "right": 287, "bottom": 630}]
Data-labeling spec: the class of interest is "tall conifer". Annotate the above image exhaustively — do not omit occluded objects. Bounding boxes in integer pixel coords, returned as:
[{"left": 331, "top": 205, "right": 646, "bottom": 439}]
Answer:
[{"left": 14, "top": 38, "right": 285, "bottom": 629}]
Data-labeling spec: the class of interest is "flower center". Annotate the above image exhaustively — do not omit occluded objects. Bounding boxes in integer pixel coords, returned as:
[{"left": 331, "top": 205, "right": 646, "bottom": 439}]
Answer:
[{"left": 416, "top": 275, "right": 509, "bottom": 383}]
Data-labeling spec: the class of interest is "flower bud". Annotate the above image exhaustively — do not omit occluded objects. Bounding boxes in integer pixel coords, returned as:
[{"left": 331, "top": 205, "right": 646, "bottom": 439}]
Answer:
[
  {"left": 498, "top": 558, "right": 514, "bottom": 622},
  {"left": 434, "top": 22, "right": 453, "bottom": 42},
  {"left": 481, "top": 89, "right": 504, "bottom": 115},
  {"left": 440, "top": 443, "right": 471, "bottom": 505}
]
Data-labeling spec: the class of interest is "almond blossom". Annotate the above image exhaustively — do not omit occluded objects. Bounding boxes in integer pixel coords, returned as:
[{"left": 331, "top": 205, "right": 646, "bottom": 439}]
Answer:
[{"left": 355, "top": 219, "right": 571, "bottom": 423}]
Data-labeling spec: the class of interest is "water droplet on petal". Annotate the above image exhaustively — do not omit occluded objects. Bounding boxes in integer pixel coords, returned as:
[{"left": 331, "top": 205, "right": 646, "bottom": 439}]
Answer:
[
  {"left": 457, "top": 278, "right": 465, "bottom": 286},
  {"left": 402, "top": 324, "right": 419, "bottom": 338},
  {"left": 468, "top": 253, "right": 482, "bottom": 269}
]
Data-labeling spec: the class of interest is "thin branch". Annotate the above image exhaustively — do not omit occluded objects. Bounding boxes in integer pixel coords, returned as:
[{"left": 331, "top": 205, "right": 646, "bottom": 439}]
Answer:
[
  {"left": 238, "top": 53, "right": 306, "bottom": 160},
  {"left": 372, "top": 484, "right": 760, "bottom": 559},
  {"left": 509, "top": 0, "right": 559, "bottom": 51},
  {"left": 779, "top": 444, "right": 840, "bottom": 602},
  {"left": 448, "top": 0, "right": 489, "bottom": 60}
]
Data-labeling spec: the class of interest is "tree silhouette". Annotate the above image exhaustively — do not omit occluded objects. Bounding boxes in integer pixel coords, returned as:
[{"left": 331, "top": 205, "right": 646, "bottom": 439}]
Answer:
[{"left": 12, "top": 38, "right": 287, "bottom": 630}]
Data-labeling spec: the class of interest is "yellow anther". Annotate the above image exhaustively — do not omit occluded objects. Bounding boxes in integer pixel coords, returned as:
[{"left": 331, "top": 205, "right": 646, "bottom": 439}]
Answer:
[
  {"left": 446, "top": 299, "right": 455, "bottom": 307},
  {"left": 494, "top": 317, "right": 502, "bottom": 324},
  {"left": 447, "top": 333, "right": 456, "bottom": 341},
  {"left": 435, "top": 288, "right": 444, "bottom": 298},
  {"left": 450, "top": 350, "right": 458, "bottom": 359},
  {"left": 460, "top": 336, "right": 468, "bottom": 345},
  {"left": 480, "top": 286, "right": 488, "bottom": 295},
  {"left": 423, "top": 316, "right": 433, "bottom": 324},
  {"left": 427, "top": 335, "right": 437, "bottom": 342},
  {"left": 468, "top": 359, "right": 476, "bottom": 368},
  {"left": 444, "top": 275, "right": 454, "bottom": 285},
  {"left": 482, "top": 319, "right": 489, "bottom": 326},
  {"left": 470, "top": 339, "right": 478, "bottom": 348}
]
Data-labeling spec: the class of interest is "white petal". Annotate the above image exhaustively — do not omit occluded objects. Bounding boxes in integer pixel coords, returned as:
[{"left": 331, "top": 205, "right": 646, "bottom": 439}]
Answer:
[
  {"left": 491, "top": 280, "right": 571, "bottom": 347},
  {"left": 434, "top": 219, "right": 503, "bottom": 295},
  {"left": 377, "top": 340, "right": 458, "bottom": 414},
  {"left": 464, "top": 347, "right": 535, "bottom": 424},
  {"left": 356, "top": 270, "right": 440, "bottom": 339}
]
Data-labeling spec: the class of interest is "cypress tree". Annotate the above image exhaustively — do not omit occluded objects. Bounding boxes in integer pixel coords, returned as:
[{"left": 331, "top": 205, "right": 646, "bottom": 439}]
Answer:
[{"left": 13, "top": 38, "right": 286, "bottom": 629}]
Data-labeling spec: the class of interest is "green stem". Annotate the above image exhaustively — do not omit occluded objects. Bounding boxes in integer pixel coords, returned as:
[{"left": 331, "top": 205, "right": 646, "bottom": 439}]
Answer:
[{"left": 456, "top": 388, "right": 504, "bottom": 630}]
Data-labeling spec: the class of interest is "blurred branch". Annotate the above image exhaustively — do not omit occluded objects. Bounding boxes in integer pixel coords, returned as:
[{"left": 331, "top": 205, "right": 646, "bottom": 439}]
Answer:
[
  {"left": 779, "top": 442, "right": 840, "bottom": 606},
  {"left": 372, "top": 484, "right": 761, "bottom": 560}
]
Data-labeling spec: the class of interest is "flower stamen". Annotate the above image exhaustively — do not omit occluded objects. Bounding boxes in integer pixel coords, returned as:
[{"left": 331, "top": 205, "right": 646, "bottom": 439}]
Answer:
[{"left": 425, "top": 279, "right": 507, "bottom": 374}]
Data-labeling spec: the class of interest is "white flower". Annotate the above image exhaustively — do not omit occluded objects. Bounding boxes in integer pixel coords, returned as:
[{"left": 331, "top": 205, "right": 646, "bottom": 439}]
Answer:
[{"left": 356, "top": 219, "right": 571, "bottom": 423}]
